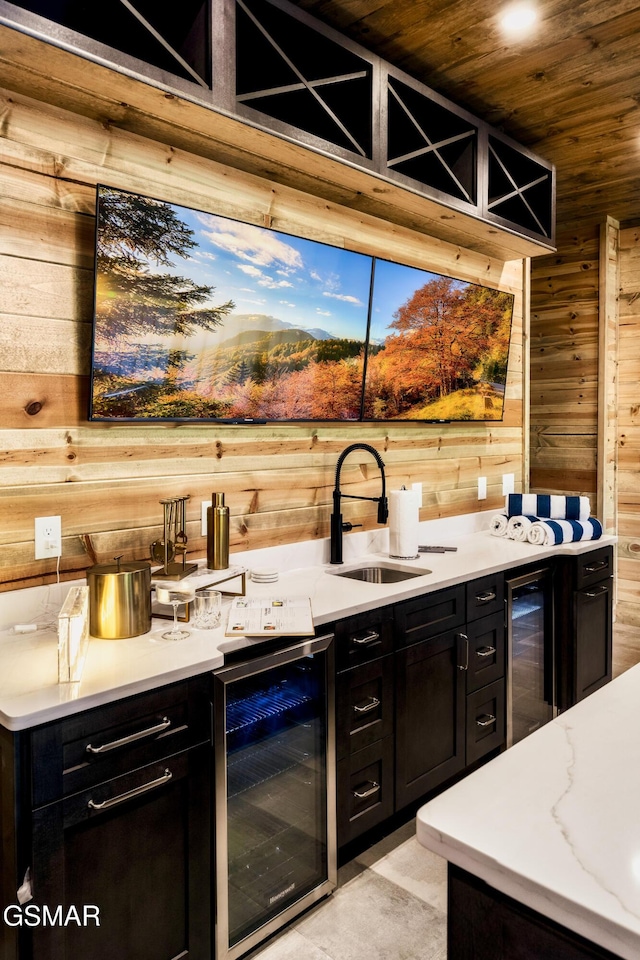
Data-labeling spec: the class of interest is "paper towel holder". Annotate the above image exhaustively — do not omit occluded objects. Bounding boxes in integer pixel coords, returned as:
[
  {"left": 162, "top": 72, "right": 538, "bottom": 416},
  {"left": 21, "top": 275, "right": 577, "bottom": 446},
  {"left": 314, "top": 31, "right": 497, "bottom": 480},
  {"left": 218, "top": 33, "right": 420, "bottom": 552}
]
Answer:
[{"left": 389, "top": 485, "right": 420, "bottom": 560}]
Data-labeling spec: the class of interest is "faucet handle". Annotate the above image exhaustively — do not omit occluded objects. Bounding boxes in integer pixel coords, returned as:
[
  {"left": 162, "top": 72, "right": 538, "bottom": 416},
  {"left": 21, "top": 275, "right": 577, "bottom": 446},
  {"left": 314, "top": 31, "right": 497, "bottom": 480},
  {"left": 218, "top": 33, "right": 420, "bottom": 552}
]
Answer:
[{"left": 342, "top": 522, "right": 363, "bottom": 532}]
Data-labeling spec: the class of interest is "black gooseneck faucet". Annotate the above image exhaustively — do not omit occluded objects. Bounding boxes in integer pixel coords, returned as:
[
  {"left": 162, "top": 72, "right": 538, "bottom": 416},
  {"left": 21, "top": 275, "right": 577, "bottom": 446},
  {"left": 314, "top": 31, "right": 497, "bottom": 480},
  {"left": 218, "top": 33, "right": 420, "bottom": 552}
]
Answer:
[{"left": 330, "top": 443, "right": 389, "bottom": 564}]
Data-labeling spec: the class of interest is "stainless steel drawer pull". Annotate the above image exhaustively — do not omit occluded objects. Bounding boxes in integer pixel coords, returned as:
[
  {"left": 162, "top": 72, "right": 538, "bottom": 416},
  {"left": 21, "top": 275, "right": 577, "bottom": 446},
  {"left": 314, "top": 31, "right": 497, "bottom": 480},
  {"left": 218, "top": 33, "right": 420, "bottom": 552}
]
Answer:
[
  {"left": 88, "top": 768, "right": 173, "bottom": 811},
  {"left": 353, "top": 696, "right": 381, "bottom": 714},
  {"left": 475, "top": 590, "right": 497, "bottom": 603},
  {"left": 476, "top": 714, "right": 496, "bottom": 728},
  {"left": 352, "top": 780, "right": 380, "bottom": 800},
  {"left": 86, "top": 716, "right": 172, "bottom": 754},
  {"left": 476, "top": 645, "right": 497, "bottom": 659},
  {"left": 584, "top": 560, "right": 608, "bottom": 574},
  {"left": 352, "top": 630, "right": 380, "bottom": 646},
  {"left": 584, "top": 584, "right": 609, "bottom": 598},
  {"left": 457, "top": 633, "right": 469, "bottom": 671}
]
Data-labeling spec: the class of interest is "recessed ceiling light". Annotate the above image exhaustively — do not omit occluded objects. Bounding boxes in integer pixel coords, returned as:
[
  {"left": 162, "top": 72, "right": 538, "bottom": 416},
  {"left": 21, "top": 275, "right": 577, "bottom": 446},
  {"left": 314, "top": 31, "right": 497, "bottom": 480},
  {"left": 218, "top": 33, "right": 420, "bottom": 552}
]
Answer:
[{"left": 499, "top": 2, "right": 538, "bottom": 37}]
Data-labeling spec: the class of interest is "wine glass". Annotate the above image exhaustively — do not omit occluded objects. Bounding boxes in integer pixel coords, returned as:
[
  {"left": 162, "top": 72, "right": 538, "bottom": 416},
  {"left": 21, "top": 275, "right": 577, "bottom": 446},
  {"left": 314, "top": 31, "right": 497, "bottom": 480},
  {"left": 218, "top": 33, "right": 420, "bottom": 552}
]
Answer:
[{"left": 155, "top": 583, "right": 196, "bottom": 641}]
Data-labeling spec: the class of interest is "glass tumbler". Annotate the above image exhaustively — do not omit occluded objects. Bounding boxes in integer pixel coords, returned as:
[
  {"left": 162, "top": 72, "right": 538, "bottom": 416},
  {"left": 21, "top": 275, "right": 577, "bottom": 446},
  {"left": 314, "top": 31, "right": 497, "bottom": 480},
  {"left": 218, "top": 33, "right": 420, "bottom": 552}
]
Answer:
[{"left": 192, "top": 589, "right": 222, "bottom": 629}]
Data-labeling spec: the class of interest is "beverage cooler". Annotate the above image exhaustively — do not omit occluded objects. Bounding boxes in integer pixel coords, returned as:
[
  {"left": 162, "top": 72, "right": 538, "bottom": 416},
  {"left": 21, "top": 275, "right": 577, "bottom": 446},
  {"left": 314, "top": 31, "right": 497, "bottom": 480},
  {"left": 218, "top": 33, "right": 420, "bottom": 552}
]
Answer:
[
  {"left": 506, "top": 567, "right": 555, "bottom": 746},
  {"left": 212, "top": 634, "right": 336, "bottom": 960}
]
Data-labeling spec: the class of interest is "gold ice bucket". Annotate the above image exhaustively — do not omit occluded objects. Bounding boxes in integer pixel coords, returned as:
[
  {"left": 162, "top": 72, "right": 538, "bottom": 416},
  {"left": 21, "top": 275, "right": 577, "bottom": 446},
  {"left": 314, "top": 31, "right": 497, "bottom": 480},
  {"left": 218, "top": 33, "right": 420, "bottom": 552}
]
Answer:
[{"left": 87, "top": 558, "right": 152, "bottom": 639}]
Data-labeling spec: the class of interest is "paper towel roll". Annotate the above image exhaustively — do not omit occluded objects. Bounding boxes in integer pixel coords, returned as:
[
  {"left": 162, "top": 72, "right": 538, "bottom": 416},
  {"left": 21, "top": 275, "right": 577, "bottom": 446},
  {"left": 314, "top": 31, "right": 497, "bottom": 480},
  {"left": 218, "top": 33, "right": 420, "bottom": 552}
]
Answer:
[{"left": 389, "top": 487, "right": 419, "bottom": 559}]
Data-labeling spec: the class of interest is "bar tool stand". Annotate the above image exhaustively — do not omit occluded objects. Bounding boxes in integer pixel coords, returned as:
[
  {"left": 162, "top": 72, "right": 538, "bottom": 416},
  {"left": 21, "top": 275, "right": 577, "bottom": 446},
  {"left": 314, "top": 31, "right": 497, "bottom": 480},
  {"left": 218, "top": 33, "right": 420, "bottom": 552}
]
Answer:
[{"left": 150, "top": 496, "right": 198, "bottom": 580}]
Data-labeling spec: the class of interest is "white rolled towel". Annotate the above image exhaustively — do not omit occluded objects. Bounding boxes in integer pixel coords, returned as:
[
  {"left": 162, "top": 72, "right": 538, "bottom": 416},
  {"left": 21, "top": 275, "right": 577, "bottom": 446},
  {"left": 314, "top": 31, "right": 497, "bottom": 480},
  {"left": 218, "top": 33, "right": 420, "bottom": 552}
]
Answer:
[
  {"left": 506, "top": 515, "right": 536, "bottom": 542},
  {"left": 527, "top": 517, "right": 603, "bottom": 546},
  {"left": 490, "top": 514, "right": 509, "bottom": 537}
]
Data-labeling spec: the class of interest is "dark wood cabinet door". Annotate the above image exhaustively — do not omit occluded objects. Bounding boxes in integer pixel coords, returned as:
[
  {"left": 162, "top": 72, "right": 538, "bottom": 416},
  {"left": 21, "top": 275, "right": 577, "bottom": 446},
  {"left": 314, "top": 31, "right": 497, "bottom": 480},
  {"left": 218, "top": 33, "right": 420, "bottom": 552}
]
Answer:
[
  {"left": 395, "top": 629, "right": 466, "bottom": 808},
  {"left": 395, "top": 584, "right": 466, "bottom": 649},
  {"left": 30, "top": 745, "right": 210, "bottom": 960},
  {"left": 337, "top": 736, "right": 394, "bottom": 847},
  {"left": 574, "top": 579, "right": 613, "bottom": 702},
  {"left": 465, "top": 611, "right": 505, "bottom": 694},
  {"left": 336, "top": 655, "right": 394, "bottom": 761}
]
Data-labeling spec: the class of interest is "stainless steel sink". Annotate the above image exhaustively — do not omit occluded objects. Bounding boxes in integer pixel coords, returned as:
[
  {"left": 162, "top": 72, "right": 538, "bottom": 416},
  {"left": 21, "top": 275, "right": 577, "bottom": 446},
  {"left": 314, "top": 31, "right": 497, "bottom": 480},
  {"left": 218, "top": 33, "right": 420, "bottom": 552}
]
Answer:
[{"left": 330, "top": 562, "right": 430, "bottom": 583}]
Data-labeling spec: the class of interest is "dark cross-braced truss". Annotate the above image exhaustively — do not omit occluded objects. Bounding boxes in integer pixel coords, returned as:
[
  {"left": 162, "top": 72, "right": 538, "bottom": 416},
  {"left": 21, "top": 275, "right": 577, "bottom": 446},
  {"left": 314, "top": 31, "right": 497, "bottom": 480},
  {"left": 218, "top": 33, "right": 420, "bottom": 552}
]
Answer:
[
  {"left": 387, "top": 82, "right": 476, "bottom": 204},
  {"left": 236, "top": 0, "right": 370, "bottom": 157},
  {"left": 488, "top": 142, "right": 551, "bottom": 238}
]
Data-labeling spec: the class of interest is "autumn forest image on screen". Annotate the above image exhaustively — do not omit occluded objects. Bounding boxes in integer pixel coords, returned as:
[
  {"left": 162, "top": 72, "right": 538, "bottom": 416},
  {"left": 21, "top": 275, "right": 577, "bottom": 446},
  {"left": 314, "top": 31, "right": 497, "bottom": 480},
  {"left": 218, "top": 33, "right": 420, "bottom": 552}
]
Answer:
[{"left": 90, "top": 187, "right": 514, "bottom": 422}]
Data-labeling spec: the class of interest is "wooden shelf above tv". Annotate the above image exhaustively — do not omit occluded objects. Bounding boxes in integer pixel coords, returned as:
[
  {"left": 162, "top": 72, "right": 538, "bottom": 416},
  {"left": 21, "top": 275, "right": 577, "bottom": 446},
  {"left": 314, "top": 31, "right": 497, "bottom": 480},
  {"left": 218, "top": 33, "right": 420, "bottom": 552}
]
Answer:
[{"left": 0, "top": 22, "right": 550, "bottom": 262}]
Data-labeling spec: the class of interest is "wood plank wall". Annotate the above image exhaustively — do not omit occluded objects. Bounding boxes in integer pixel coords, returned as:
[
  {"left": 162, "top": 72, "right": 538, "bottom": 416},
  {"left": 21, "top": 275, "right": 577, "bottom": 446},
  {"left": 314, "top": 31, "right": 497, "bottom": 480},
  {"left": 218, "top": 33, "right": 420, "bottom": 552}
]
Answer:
[
  {"left": 0, "top": 87, "right": 525, "bottom": 592},
  {"left": 616, "top": 226, "right": 640, "bottom": 626},
  {"left": 530, "top": 224, "right": 600, "bottom": 505}
]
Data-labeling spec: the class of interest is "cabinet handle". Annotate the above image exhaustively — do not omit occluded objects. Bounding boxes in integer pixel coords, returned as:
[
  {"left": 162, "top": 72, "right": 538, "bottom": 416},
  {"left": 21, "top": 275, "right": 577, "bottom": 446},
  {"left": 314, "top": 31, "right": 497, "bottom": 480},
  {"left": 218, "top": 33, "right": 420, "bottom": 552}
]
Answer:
[
  {"left": 353, "top": 696, "right": 381, "bottom": 715},
  {"left": 476, "top": 645, "right": 497, "bottom": 659},
  {"left": 457, "top": 633, "right": 469, "bottom": 671},
  {"left": 584, "top": 584, "right": 609, "bottom": 598},
  {"left": 86, "top": 716, "right": 172, "bottom": 754},
  {"left": 476, "top": 714, "right": 496, "bottom": 728},
  {"left": 584, "top": 560, "right": 608, "bottom": 574},
  {"left": 351, "top": 630, "right": 380, "bottom": 646},
  {"left": 352, "top": 780, "right": 380, "bottom": 800},
  {"left": 88, "top": 768, "right": 173, "bottom": 811},
  {"left": 475, "top": 590, "right": 496, "bottom": 604}
]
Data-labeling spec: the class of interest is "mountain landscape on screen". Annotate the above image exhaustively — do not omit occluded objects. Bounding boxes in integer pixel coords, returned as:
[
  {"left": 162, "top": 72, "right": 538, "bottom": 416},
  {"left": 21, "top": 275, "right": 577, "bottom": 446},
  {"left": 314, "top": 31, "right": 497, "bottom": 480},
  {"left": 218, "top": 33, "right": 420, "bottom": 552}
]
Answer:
[{"left": 90, "top": 186, "right": 514, "bottom": 422}]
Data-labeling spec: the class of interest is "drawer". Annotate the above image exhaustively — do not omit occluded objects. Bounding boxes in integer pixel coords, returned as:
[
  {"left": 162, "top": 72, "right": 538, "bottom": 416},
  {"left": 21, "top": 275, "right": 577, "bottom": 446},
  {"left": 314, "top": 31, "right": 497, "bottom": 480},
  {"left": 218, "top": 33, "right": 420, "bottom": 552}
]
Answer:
[
  {"left": 466, "top": 680, "right": 505, "bottom": 765},
  {"left": 465, "top": 612, "right": 505, "bottom": 694},
  {"left": 337, "top": 737, "right": 394, "bottom": 848},
  {"left": 334, "top": 607, "right": 394, "bottom": 672},
  {"left": 574, "top": 546, "right": 613, "bottom": 590},
  {"left": 394, "top": 584, "right": 465, "bottom": 648},
  {"left": 466, "top": 573, "right": 504, "bottom": 622},
  {"left": 336, "top": 655, "right": 394, "bottom": 760},
  {"left": 30, "top": 675, "right": 210, "bottom": 807}
]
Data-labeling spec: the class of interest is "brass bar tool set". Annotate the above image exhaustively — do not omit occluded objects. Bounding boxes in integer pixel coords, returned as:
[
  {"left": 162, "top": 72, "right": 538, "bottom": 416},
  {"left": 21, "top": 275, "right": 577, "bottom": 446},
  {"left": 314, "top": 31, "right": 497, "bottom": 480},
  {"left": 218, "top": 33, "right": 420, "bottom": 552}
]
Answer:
[{"left": 150, "top": 495, "right": 198, "bottom": 580}]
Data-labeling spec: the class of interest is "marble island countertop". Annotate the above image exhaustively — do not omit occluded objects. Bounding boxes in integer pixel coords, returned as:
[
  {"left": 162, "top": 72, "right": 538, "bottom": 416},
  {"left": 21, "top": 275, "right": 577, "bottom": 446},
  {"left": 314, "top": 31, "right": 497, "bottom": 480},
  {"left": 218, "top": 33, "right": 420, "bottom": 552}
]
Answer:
[
  {"left": 0, "top": 510, "right": 615, "bottom": 731},
  {"left": 417, "top": 662, "right": 640, "bottom": 960}
]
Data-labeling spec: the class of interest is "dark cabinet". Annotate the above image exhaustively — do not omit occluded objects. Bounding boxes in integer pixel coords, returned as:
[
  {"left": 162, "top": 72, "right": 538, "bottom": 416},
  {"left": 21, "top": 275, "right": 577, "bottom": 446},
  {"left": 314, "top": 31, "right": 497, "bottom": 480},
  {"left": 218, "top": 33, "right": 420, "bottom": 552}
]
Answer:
[
  {"left": 555, "top": 546, "right": 614, "bottom": 711},
  {"left": 31, "top": 747, "right": 210, "bottom": 960},
  {"left": 335, "top": 609, "right": 395, "bottom": 847},
  {"left": 449, "top": 864, "right": 620, "bottom": 960},
  {"left": 4, "top": 677, "right": 211, "bottom": 960},
  {"left": 395, "top": 627, "right": 467, "bottom": 807},
  {"left": 466, "top": 680, "right": 505, "bottom": 765},
  {"left": 574, "top": 579, "right": 613, "bottom": 701},
  {"left": 395, "top": 577, "right": 507, "bottom": 810},
  {"left": 336, "top": 575, "right": 509, "bottom": 843}
]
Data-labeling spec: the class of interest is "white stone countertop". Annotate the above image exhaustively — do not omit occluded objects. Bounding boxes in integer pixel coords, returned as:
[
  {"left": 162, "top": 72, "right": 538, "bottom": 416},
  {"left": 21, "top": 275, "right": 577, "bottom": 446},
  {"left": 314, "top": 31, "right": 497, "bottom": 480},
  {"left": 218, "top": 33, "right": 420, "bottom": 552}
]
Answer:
[
  {"left": 417, "top": 663, "right": 640, "bottom": 960},
  {"left": 0, "top": 510, "right": 615, "bottom": 731}
]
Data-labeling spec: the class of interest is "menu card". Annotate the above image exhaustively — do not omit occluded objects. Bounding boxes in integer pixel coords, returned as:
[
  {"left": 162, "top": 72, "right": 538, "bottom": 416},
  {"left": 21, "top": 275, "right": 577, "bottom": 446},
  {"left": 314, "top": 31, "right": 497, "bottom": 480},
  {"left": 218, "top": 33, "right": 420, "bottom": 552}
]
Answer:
[{"left": 225, "top": 596, "right": 314, "bottom": 637}]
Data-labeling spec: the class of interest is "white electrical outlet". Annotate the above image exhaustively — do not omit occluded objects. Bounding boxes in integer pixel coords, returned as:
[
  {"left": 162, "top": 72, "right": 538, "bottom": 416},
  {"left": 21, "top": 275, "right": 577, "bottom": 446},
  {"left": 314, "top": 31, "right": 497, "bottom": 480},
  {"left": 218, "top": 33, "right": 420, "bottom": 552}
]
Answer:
[
  {"left": 477, "top": 477, "right": 487, "bottom": 500},
  {"left": 502, "top": 472, "right": 515, "bottom": 495},
  {"left": 201, "top": 500, "right": 209, "bottom": 536},
  {"left": 35, "top": 515, "right": 62, "bottom": 559}
]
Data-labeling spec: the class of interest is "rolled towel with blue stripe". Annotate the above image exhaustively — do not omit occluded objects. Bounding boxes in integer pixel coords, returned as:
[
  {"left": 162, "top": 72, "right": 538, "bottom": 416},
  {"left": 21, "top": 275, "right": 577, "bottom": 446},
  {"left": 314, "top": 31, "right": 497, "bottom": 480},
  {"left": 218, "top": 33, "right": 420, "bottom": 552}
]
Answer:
[
  {"left": 506, "top": 515, "right": 537, "bottom": 542},
  {"left": 506, "top": 494, "right": 590, "bottom": 521},
  {"left": 526, "top": 517, "right": 603, "bottom": 546},
  {"left": 490, "top": 514, "right": 509, "bottom": 537}
]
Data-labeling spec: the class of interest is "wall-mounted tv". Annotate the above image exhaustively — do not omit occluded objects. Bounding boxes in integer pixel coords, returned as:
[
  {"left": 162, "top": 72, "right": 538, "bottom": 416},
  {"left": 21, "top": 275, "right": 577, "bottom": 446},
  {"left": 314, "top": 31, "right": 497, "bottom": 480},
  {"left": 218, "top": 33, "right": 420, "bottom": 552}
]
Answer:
[{"left": 89, "top": 185, "right": 515, "bottom": 423}]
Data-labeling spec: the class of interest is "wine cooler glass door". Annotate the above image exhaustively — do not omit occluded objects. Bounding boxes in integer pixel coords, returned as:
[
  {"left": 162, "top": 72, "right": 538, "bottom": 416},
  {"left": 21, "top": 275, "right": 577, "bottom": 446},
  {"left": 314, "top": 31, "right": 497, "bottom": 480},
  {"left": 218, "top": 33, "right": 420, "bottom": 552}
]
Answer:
[
  {"left": 507, "top": 568, "right": 555, "bottom": 746},
  {"left": 213, "top": 634, "right": 336, "bottom": 960}
]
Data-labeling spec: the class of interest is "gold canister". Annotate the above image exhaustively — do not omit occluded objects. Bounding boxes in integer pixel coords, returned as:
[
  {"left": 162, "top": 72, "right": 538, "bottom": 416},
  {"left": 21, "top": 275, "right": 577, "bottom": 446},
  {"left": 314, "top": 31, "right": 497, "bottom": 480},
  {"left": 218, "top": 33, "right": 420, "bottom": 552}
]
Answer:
[
  {"left": 207, "top": 492, "right": 230, "bottom": 570},
  {"left": 86, "top": 557, "right": 152, "bottom": 639}
]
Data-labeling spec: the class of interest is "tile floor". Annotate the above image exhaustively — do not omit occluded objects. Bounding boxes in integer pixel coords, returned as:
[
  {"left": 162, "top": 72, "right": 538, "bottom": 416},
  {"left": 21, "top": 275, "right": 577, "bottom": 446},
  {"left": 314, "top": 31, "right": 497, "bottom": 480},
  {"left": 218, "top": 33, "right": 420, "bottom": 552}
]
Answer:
[
  {"left": 247, "top": 621, "right": 640, "bottom": 960},
  {"left": 247, "top": 817, "right": 447, "bottom": 960}
]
